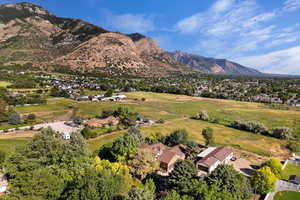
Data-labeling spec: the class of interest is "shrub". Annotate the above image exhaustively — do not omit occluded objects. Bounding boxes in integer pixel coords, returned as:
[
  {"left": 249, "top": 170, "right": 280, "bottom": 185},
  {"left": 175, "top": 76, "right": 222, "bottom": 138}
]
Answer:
[
  {"left": 271, "top": 127, "right": 293, "bottom": 139},
  {"left": 141, "top": 97, "right": 146, "bottom": 102},
  {"left": 9, "top": 112, "right": 22, "bottom": 125},
  {"left": 231, "top": 120, "right": 269, "bottom": 135},
  {"left": 157, "top": 119, "right": 165, "bottom": 124},
  {"left": 26, "top": 113, "right": 36, "bottom": 122},
  {"left": 193, "top": 111, "right": 209, "bottom": 121},
  {"left": 81, "top": 127, "right": 97, "bottom": 139},
  {"left": 287, "top": 141, "right": 300, "bottom": 152}
]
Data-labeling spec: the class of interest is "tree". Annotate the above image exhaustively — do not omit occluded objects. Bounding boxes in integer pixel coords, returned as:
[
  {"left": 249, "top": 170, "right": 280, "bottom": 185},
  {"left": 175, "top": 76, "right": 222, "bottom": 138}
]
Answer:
[
  {"left": 252, "top": 166, "right": 277, "bottom": 194},
  {"left": 127, "top": 179, "right": 156, "bottom": 200},
  {"left": 73, "top": 116, "right": 83, "bottom": 125},
  {"left": 4, "top": 128, "right": 92, "bottom": 199},
  {"left": 26, "top": 113, "right": 36, "bottom": 122},
  {"left": 185, "top": 141, "right": 200, "bottom": 159},
  {"left": 202, "top": 127, "right": 215, "bottom": 146},
  {"left": 0, "top": 150, "right": 6, "bottom": 167},
  {"left": 194, "top": 111, "right": 209, "bottom": 121},
  {"left": 6, "top": 168, "right": 64, "bottom": 200},
  {"left": 272, "top": 127, "right": 293, "bottom": 139},
  {"left": 208, "top": 165, "right": 252, "bottom": 200},
  {"left": 161, "top": 190, "right": 181, "bottom": 200},
  {"left": 0, "top": 98, "right": 8, "bottom": 122},
  {"left": 169, "top": 160, "right": 197, "bottom": 191},
  {"left": 165, "top": 129, "right": 188, "bottom": 146},
  {"left": 104, "top": 88, "right": 114, "bottom": 97},
  {"left": 127, "top": 149, "right": 159, "bottom": 179},
  {"left": 111, "top": 128, "right": 144, "bottom": 161},
  {"left": 261, "top": 158, "right": 282, "bottom": 178},
  {"left": 9, "top": 111, "right": 22, "bottom": 125},
  {"left": 81, "top": 126, "right": 97, "bottom": 139}
]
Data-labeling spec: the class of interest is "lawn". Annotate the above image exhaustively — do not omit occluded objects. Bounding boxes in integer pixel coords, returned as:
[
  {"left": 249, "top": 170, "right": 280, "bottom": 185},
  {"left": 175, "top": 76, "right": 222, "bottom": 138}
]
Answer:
[
  {"left": 0, "top": 138, "right": 30, "bottom": 154},
  {"left": 282, "top": 163, "right": 300, "bottom": 180},
  {"left": 0, "top": 81, "right": 12, "bottom": 88},
  {"left": 274, "top": 191, "right": 300, "bottom": 200}
]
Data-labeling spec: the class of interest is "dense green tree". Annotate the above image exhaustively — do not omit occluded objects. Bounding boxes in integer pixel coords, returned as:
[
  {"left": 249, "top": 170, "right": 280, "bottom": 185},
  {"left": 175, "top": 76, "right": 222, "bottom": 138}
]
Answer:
[
  {"left": 202, "top": 127, "right": 215, "bottom": 146},
  {"left": 127, "top": 179, "right": 156, "bottom": 200},
  {"left": 6, "top": 168, "right": 64, "bottom": 200},
  {"left": 0, "top": 98, "right": 8, "bottom": 122},
  {"left": 165, "top": 129, "right": 188, "bottom": 146},
  {"left": 104, "top": 88, "right": 114, "bottom": 97},
  {"left": 185, "top": 140, "right": 200, "bottom": 159},
  {"left": 81, "top": 126, "right": 97, "bottom": 139},
  {"left": 4, "top": 128, "right": 92, "bottom": 199},
  {"left": 111, "top": 128, "right": 144, "bottom": 161},
  {"left": 208, "top": 165, "right": 252, "bottom": 200},
  {"left": 161, "top": 190, "right": 181, "bottom": 200},
  {"left": 169, "top": 160, "right": 197, "bottom": 191},
  {"left": 0, "top": 150, "right": 6, "bottom": 167},
  {"left": 252, "top": 166, "right": 277, "bottom": 194}
]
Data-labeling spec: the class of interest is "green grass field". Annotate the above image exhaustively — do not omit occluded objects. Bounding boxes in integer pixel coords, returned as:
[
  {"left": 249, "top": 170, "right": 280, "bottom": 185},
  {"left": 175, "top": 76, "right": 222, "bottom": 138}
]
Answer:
[
  {"left": 0, "top": 81, "right": 12, "bottom": 88},
  {"left": 0, "top": 138, "right": 30, "bottom": 154},
  {"left": 3, "top": 92, "right": 300, "bottom": 159},
  {"left": 274, "top": 191, "right": 300, "bottom": 200},
  {"left": 282, "top": 163, "right": 300, "bottom": 180}
]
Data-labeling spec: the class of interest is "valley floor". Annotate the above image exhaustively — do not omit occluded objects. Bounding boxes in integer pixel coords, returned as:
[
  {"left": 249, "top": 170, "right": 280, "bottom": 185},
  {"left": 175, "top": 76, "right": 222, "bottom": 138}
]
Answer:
[{"left": 1, "top": 92, "right": 300, "bottom": 162}]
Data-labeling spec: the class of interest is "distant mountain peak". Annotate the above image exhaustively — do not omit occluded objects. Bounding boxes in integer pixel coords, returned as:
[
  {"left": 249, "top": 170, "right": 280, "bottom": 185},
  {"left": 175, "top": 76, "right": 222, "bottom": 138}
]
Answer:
[
  {"left": 171, "top": 51, "right": 261, "bottom": 75},
  {"left": 0, "top": 2, "right": 261, "bottom": 76}
]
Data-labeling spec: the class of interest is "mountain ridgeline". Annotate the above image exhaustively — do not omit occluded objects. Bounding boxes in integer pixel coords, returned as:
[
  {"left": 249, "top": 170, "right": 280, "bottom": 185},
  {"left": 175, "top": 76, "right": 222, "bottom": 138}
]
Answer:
[{"left": 0, "top": 2, "right": 262, "bottom": 76}]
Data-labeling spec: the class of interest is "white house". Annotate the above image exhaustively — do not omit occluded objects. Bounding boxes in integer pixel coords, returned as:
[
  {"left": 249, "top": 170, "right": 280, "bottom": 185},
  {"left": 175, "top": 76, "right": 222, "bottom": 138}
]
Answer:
[{"left": 197, "top": 147, "right": 233, "bottom": 173}]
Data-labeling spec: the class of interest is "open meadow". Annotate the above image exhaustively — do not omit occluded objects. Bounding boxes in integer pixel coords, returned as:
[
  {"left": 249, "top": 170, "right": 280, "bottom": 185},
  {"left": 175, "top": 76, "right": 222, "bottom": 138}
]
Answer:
[
  {"left": 0, "top": 81, "right": 12, "bottom": 88},
  {"left": 2, "top": 92, "right": 300, "bottom": 159}
]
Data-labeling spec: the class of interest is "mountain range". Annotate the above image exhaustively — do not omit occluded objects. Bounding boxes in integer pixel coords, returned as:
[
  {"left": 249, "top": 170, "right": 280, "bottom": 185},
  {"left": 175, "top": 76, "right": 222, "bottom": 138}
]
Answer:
[{"left": 0, "top": 2, "right": 262, "bottom": 76}]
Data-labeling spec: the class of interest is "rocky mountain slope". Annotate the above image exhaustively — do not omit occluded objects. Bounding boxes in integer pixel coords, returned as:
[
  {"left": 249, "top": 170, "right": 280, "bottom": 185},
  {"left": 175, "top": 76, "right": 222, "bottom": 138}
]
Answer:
[
  {"left": 0, "top": 2, "right": 261, "bottom": 76},
  {"left": 171, "top": 51, "right": 261, "bottom": 75}
]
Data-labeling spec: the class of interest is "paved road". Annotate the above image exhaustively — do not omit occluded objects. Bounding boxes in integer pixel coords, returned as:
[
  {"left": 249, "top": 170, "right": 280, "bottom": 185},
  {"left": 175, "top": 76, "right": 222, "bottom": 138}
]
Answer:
[{"left": 265, "top": 180, "right": 300, "bottom": 200}]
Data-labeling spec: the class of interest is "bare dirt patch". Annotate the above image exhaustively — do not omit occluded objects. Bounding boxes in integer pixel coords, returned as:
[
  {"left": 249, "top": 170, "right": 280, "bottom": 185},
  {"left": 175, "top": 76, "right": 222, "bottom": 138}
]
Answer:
[{"left": 0, "top": 131, "right": 36, "bottom": 139}]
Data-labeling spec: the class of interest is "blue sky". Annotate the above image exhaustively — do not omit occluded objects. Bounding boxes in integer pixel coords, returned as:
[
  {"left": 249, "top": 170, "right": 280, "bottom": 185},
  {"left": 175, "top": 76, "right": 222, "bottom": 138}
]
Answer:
[{"left": 1, "top": 0, "right": 300, "bottom": 74}]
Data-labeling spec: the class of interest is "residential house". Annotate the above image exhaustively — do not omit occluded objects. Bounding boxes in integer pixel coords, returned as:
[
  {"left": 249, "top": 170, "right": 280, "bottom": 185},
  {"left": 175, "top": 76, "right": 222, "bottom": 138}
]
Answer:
[
  {"left": 142, "top": 143, "right": 185, "bottom": 173},
  {"left": 197, "top": 146, "right": 233, "bottom": 173}
]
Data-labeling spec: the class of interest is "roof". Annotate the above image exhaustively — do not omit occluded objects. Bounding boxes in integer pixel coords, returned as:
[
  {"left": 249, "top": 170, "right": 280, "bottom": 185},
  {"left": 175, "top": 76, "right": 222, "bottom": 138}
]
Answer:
[
  {"left": 170, "top": 145, "right": 185, "bottom": 158},
  {"left": 197, "top": 147, "right": 233, "bottom": 167},
  {"left": 197, "top": 147, "right": 217, "bottom": 158},
  {"left": 290, "top": 175, "right": 300, "bottom": 184},
  {"left": 141, "top": 143, "right": 185, "bottom": 165},
  {"left": 142, "top": 143, "right": 166, "bottom": 157},
  {"left": 159, "top": 150, "right": 177, "bottom": 165}
]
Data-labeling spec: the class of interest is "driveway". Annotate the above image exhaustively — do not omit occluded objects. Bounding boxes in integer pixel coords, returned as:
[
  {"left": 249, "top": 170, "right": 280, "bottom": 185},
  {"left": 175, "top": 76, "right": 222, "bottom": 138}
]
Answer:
[
  {"left": 229, "top": 158, "right": 256, "bottom": 176},
  {"left": 34, "top": 121, "right": 82, "bottom": 134},
  {"left": 265, "top": 180, "right": 300, "bottom": 200}
]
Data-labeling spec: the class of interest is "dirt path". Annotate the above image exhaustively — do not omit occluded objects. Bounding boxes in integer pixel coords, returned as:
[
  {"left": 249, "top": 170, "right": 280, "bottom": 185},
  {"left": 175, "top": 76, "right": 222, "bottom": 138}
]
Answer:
[
  {"left": 0, "top": 131, "right": 36, "bottom": 139},
  {"left": 55, "top": 110, "right": 73, "bottom": 121}
]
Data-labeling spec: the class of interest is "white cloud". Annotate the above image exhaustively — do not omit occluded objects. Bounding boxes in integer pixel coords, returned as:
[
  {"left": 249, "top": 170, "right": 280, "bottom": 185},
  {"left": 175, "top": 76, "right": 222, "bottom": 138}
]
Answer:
[
  {"left": 174, "top": 0, "right": 300, "bottom": 63},
  {"left": 105, "top": 13, "right": 154, "bottom": 34},
  {"left": 234, "top": 46, "right": 300, "bottom": 74},
  {"left": 282, "top": 0, "right": 300, "bottom": 12},
  {"left": 211, "top": 0, "right": 235, "bottom": 13}
]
